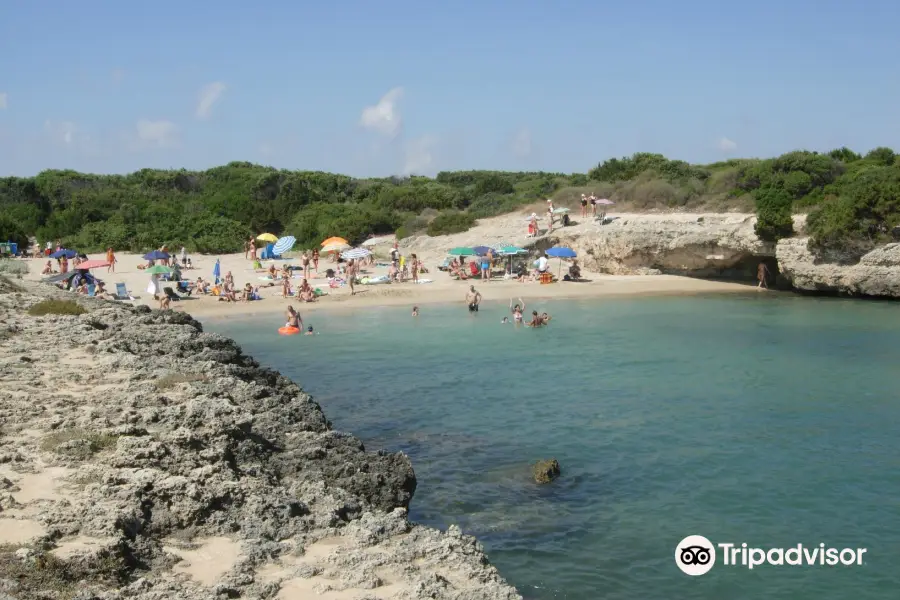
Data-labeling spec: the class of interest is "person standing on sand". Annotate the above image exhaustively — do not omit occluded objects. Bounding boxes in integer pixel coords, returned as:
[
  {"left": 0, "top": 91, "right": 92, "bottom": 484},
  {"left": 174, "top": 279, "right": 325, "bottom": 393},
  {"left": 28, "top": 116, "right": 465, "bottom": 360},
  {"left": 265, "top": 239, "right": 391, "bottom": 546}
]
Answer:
[
  {"left": 580, "top": 194, "right": 588, "bottom": 218},
  {"left": 249, "top": 239, "right": 256, "bottom": 261},
  {"left": 757, "top": 262, "right": 770, "bottom": 290},
  {"left": 411, "top": 253, "right": 419, "bottom": 283},
  {"left": 465, "top": 285, "right": 482, "bottom": 312},
  {"left": 106, "top": 247, "right": 116, "bottom": 273},
  {"left": 347, "top": 259, "right": 357, "bottom": 295},
  {"left": 312, "top": 248, "right": 319, "bottom": 273}
]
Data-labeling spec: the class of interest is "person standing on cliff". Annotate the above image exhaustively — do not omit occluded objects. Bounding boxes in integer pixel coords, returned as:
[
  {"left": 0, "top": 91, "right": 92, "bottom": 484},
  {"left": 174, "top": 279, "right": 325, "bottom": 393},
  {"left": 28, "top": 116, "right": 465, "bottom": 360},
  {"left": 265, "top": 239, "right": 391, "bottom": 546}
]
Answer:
[{"left": 757, "top": 262, "right": 770, "bottom": 290}]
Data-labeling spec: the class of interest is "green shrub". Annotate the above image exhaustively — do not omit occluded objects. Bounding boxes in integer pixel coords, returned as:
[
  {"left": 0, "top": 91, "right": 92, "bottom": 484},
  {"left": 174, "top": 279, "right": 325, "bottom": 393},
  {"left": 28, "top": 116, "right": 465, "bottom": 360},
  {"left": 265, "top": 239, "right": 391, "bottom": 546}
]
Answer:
[
  {"left": 426, "top": 211, "right": 477, "bottom": 236},
  {"left": 27, "top": 299, "right": 87, "bottom": 316},
  {"left": 753, "top": 186, "right": 794, "bottom": 241}
]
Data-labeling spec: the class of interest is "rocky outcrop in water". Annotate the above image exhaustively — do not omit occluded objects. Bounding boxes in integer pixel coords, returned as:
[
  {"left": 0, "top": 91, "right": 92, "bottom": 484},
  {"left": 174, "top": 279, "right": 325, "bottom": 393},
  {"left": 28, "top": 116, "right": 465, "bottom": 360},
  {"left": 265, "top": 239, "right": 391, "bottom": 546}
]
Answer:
[
  {"left": 776, "top": 239, "right": 900, "bottom": 298},
  {"left": 0, "top": 280, "right": 521, "bottom": 599},
  {"left": 530, "top": 460, "right": 560, "bottom": 485}
]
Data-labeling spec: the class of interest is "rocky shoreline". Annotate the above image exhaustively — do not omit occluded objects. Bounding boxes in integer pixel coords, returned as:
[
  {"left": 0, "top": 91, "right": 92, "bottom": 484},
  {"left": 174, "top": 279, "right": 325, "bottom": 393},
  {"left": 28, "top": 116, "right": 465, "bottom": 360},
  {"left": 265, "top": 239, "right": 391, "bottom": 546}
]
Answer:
[{"left": 0, "top": 279, "right": 521, "bottom": 600}]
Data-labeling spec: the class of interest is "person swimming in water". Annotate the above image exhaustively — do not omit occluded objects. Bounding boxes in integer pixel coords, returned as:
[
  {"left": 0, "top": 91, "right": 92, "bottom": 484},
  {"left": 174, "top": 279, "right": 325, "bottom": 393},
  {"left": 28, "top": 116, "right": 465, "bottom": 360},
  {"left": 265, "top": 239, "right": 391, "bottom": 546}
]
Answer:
[
  {"left": 285, "top": 305, "right": 302, "bottom": 329},
  {"left": 412, "top": 306, "right": 419, "bottom": 317},
  {"left": 510, "top": 297, "right": 525, "bottom": 323},
  {"left": 501, "top": 317, "right": 509, "bottom": 324},
  {"left": 526, "top": 310, "right": 543, "bottom": 327},
  {"left": 304, "top": 325, "right": 315, "bottom": 335}
]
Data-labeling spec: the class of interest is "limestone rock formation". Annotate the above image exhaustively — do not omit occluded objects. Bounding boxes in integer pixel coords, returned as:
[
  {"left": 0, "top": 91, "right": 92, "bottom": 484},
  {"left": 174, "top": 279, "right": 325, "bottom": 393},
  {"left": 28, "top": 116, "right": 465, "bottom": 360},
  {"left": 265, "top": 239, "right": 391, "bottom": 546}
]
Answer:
[
  {"left": 776, "top": 239, "right": 900, "bottom": 297},
  {"left": 531, "top": 459, "right": 561, "bottom": 484},
  {"left": 0, "top": 279, "right": 522, "bottom": 600}
]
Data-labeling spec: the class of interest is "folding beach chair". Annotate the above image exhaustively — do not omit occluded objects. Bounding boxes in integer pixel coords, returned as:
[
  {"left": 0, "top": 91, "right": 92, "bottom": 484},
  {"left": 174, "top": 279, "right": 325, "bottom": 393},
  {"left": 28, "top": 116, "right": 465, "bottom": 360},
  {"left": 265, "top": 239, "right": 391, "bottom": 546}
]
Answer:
[{"left": 115, "top": 283, "right": 133, "bottom": 300}]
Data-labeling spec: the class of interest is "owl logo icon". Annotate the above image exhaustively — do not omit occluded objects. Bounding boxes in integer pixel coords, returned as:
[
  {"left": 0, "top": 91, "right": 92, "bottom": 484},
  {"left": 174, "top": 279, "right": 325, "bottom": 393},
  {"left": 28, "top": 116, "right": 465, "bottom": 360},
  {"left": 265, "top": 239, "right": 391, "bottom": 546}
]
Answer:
[{"left": 675, "top": 535, "right": 716, "bottom": 576}]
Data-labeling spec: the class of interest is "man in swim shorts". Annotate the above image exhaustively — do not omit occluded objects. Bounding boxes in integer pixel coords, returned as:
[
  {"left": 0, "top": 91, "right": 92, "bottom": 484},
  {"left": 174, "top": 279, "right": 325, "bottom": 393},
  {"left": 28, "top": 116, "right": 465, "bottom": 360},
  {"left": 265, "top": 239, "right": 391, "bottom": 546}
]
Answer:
[
  {"left": 465, "top": 285, "right": 481, "bottom": 312},
  {"left": 285, "top": 305, "right": 301, "bottom": 329}
]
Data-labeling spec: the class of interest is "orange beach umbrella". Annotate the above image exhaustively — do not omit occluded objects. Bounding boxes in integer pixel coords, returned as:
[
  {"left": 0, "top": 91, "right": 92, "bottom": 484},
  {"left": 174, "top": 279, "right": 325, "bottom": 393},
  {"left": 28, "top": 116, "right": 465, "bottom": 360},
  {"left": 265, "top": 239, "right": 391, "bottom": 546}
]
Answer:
[{"left": 321, "top": 236, "right": 348, "bottom": 247}]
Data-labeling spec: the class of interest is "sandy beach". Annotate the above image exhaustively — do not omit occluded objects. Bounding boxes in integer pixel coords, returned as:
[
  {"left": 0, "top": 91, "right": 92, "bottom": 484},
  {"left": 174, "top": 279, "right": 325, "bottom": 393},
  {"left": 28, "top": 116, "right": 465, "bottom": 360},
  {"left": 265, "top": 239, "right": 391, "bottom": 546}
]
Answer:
[{"left": 21, "top": 246, "right": 753, "bottom": 321}]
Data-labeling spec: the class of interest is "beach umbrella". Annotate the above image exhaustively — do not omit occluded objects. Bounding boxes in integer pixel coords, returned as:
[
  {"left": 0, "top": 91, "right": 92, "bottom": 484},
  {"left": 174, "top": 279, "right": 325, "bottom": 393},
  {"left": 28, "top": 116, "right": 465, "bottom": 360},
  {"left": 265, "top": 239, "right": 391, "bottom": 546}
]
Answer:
[
  {"left": 50, "top": 249, "right": 77, "bottom": 259},
  {"left": 321, "top": 236, "right": 348, "bottom": 247},
  {"left": 322, "top": 241, "right": 350, "bottom": 253},
  {"left": 546, "top": 247, "right": 577, "bottom": 278},
  {"left": 273, "top": 236, "right": 296, "bottom": 256},
  {"left": 595, "top": 198, "right": 614, "bottom": 205},
  {"left": 143, "top": 250, "right": 169, "bottom": 261},
  {"left": 472, "top": 246, "right": 494, "bottom": 256},
  {"left": 448, "top": 247, "right": 475, "bottom": 256},
  {"left": 44, "top": 271, "right": 78, "bottom": 283},
  {"left": 145, "top": 265, "right": 172, "bottom": 275},
  {"left": 342, "top": 247, "right": 371, "bottom": 260},
  {"left": 74, "top": 259, "right": 110, "bottom": 270},
  {"left": 257, "top": 233, "right": 278, "bottom": 243},
  {"left": 497, "top": 246, "right": 526, "bottom": 255},
  {"left": 552, "top": 207, "right": 570, "bottom": 214}
]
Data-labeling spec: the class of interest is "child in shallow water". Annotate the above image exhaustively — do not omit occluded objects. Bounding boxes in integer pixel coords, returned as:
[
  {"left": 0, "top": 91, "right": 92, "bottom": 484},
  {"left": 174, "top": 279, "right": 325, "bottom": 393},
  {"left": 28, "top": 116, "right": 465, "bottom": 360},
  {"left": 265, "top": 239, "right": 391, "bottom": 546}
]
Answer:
[{"left": 412, "top": 306, "right": 419, "bottom": 317}]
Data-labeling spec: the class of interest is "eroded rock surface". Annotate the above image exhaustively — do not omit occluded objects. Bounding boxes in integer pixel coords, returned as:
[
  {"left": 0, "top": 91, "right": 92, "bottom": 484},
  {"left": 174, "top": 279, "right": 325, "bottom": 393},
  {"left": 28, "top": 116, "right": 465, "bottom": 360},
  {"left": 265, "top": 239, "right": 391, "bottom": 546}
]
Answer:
[
  {"left": 776, "top": 239, "right": 900, "bottom": 297},
  {"left": 0, "top": 280, "right": 521, "bottom": 599}
]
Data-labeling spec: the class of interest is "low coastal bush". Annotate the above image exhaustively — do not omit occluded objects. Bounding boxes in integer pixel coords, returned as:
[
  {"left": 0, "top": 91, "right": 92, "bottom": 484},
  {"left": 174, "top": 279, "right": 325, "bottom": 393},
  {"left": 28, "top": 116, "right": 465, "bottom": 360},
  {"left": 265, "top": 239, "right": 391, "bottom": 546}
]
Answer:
[
  {"left": 156, "top": 373, "right": 209, "bottom": 389},
  {"left": 27, "top": 299, "right": 86, "bottom": 316},
  {"left": 40, "top": 429, "right": 119, "bottom": 459},
  {"left": 426, "top": 211, "right": 477, "bottom": 236}
]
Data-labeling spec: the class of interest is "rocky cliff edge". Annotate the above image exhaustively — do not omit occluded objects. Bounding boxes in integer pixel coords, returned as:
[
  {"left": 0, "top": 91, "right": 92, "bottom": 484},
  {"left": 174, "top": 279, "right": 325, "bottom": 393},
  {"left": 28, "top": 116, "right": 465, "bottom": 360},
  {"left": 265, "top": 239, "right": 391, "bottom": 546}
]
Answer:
[{"left": 0, "top": 279, "right": 521, "bottom": 600}]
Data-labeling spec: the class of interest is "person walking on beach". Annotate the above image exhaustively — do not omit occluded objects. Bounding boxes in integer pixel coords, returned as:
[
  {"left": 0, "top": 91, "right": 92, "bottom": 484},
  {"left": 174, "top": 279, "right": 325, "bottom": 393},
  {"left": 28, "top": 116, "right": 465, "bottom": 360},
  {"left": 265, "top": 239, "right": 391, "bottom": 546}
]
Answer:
[
  {"left": 347, "top": 259, "right": 357, "bottom": 295},
  {"left": 465, "top": 285, "right": 482, "bottom": 312},
  {"left": 106, "top": 247, "right": 116, "bottom": 273},
  {"left": 757, "top": 262, "right": 770, "bottom": 290}
]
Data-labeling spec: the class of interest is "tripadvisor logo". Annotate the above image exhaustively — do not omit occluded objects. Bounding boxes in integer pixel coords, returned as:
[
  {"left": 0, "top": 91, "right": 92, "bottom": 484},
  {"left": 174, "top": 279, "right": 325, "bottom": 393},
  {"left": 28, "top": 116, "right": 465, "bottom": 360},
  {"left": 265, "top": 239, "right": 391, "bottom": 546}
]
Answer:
[{"left": 675, "top": 535, "right": 867, "bottom": 576}]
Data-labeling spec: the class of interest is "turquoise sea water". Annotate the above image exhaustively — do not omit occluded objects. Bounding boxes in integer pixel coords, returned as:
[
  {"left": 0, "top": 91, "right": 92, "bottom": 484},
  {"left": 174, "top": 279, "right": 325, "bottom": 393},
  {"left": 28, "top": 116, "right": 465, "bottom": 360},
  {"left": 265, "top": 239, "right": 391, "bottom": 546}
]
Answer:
[{"left": 208, "top": 294, "right": 900, "bottom": 599}]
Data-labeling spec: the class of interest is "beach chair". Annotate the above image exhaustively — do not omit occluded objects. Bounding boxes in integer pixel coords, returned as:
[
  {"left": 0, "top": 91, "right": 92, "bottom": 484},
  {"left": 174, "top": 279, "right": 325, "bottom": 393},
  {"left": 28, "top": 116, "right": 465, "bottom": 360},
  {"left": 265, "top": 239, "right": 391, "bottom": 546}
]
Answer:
[
  {"left": 163, "top": 287, "right": 181, "bottom": 302},
  {"left": 114, "top": 283, "right": 133, "bottom": 300},
  {"left": 176, "top": 281, "right": 193, "bottom": 296},
  {"left": 87, "top": 283, "right": 96, "bottom": 297}
]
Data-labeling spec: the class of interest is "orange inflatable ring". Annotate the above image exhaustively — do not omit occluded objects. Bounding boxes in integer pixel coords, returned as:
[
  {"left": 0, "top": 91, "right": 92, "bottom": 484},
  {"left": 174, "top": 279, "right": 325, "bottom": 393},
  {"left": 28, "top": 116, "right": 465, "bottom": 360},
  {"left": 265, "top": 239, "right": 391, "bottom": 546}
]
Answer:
[{"left": 278, "top": 326, "right": 300, "bottom": 335}]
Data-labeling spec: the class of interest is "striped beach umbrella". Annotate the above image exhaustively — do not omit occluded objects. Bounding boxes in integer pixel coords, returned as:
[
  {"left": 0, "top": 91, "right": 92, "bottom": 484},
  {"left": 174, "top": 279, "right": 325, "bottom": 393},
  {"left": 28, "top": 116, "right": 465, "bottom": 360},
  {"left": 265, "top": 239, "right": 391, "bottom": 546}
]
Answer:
[
  {"left": 273, "top": 236, "right": 296, "bottom": 256},
  {"left": 342, "top": 247, "right": 371, "bottom": 260}
]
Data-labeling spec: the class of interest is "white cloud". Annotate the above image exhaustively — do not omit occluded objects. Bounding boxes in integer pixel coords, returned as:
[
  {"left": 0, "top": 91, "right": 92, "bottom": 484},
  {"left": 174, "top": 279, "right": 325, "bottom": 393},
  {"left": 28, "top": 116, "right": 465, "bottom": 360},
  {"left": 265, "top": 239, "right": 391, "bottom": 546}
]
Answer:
[
  {"left": 196, "top": 81, "right": 226, "bottom": 119},
  {"left": 136, "top": 119, "right": 178, "bottom": 148},
  {"left": 512, "top": 128, "right": 532, "bottom": 158},
  {"left": 0, "top": 93, "right": 7, "bottom": 109},
  {"left": 402, "top": 135, "right": 438, "bottom": 176},
  {"left": 717, "top": 137, "right": 737, "bottom": 152},
  {"left": 44, "top": 120, "right": 78, "bottom": 145},
  {"left": 360, "top": 87, "right": 403, "bottom": 137}
]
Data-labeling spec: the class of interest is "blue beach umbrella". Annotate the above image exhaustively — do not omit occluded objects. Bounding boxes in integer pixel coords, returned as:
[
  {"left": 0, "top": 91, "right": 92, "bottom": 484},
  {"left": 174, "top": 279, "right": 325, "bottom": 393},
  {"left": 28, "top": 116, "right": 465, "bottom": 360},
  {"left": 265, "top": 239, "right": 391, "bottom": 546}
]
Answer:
[
  {"left": 213, "top": 258, "right": 221, "bottom": 284},
  {"left": 472, "top": 246, "right": 494, "bottom": 256},
  {"left": 273, "top": 236, "right": 296, "bottom": 257},
  {"left": 50, "top": 249, "right": 77, "bottom": 259},
  {"left": 143, "top": 250, "right": 170, "bottom": 261},
  {"left": 546, "top": 246, "right": 577, "bottom": 278}
]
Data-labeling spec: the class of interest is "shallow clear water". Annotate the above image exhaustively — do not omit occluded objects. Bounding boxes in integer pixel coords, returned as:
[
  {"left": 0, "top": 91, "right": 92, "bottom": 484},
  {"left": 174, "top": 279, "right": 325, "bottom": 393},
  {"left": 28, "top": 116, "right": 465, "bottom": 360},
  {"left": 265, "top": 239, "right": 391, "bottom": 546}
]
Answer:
[{"left": 208, "top": 294, "right": 900, "bottom": 599}]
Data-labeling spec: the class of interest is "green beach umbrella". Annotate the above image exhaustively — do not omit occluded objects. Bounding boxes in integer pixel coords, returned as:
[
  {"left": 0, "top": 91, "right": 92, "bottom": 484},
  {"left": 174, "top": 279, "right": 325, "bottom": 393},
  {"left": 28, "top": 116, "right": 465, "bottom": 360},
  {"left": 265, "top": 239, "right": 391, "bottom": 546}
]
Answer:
[
  {"left": 145, "top": 265, "right": 172, "bottom": 275},
  {"left": 448, "top": 247, "right": 476, "bottom": 256},
  {"left": 552, "top": 207, "right": 570, "bottom": 214},
  {"left": 497, "top": 246, "right": 526, "bottom": 255}
]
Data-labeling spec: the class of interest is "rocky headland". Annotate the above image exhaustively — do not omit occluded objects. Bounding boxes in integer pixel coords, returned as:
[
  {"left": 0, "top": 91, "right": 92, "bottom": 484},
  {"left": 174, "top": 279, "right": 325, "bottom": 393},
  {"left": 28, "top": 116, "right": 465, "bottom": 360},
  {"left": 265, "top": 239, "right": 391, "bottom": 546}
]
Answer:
[{"left": 0, "top": 278, "right": 521, "bottom": 600}]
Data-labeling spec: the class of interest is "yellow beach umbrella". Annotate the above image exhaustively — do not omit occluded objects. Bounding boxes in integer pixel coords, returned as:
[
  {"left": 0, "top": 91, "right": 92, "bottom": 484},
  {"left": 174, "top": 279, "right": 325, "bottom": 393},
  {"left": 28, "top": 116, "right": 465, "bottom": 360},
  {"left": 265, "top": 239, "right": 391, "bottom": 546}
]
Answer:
[
  {"left": 257, "top": 233, "right": 278, "bottom": 243},
  {"left": 321, "top": 236, "right": 348, "bottom": 247}
]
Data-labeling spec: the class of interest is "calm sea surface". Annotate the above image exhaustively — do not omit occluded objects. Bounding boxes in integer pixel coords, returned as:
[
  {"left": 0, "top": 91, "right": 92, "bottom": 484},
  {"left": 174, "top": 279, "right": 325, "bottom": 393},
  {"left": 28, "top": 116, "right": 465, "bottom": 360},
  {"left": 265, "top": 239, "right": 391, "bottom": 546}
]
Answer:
[{"left": 207, "top": 294, "right": 900, "bottom": 599}]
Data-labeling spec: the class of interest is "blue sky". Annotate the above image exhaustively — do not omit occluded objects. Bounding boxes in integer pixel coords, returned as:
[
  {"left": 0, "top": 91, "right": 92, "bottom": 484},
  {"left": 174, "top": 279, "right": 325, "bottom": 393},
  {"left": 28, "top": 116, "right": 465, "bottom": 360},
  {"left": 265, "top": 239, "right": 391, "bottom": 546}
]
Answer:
[{"left": 1, "top": 0, "right": 898, "bottom": 177}]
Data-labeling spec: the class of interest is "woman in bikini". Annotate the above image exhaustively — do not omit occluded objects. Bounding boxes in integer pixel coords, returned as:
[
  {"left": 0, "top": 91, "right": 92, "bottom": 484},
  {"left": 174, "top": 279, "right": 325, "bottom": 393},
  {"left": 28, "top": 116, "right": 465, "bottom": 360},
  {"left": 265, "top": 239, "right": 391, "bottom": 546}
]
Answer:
[
  {"left": 312, "top": 248, "right": 319, "bottom": 273},
  {"left": 510, "top": 297, "right": 526, "bottom": 324},
  {"left": 301, "top": 252, "right": 311, "bottom": 280},
  {"left": 411, "top": 253, "right": 419, "bottom": 283}
]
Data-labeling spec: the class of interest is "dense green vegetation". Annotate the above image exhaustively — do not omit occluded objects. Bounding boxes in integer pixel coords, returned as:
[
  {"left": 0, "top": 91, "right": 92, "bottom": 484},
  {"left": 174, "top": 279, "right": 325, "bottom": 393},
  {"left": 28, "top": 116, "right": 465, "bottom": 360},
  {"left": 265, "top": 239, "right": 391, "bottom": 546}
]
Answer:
[{"left": 1, "top": 148, "right": 897, "bottom": 258}]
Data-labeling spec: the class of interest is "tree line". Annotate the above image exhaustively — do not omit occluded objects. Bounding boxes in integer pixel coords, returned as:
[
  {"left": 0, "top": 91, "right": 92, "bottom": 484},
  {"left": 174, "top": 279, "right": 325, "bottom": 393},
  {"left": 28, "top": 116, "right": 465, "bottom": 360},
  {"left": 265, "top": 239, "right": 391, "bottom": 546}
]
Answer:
[{"left": 1, "top": 147, "right": 897, "bottom": 259}]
